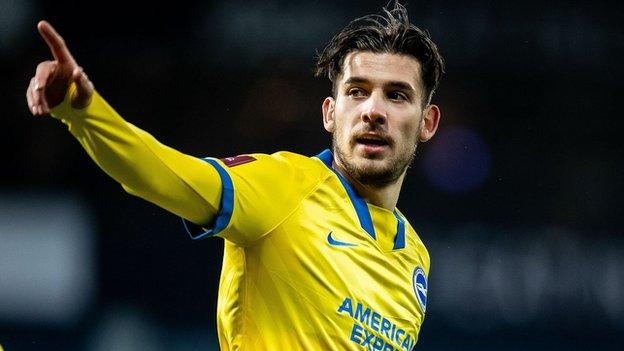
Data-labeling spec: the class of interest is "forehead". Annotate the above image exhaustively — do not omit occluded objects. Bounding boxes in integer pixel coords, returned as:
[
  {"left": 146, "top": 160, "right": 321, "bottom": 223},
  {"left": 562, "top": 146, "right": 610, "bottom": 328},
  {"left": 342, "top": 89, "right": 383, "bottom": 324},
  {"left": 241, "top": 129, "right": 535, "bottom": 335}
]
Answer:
[{"left": 339, "top": 51, "right": 423, "bottom": 90}]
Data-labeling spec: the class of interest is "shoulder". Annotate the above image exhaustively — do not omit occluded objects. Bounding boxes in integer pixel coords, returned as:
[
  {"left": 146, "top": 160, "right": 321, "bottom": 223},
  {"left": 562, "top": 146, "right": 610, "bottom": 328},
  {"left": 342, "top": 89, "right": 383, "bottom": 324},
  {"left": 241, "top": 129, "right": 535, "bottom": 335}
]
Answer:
[
  {"left": 218, "top": 150, "right": 332, "bottom": 193},
  {"left": 270, "top": 151, "right": 329, "bottom": 169},
  {"left": 241, "top": 150, "right": 331, "bottom": 178}
]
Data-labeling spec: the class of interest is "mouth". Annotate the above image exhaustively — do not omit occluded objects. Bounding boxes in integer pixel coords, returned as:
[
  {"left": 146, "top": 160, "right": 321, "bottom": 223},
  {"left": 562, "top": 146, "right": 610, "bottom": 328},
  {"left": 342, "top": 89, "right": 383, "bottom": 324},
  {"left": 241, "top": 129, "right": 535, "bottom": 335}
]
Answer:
[
  {"left": 356, "top": 137, "right": 388, "bottom": 146},
  {"left": 355, "top": 133, "right": 389, "bottom": 146},
  {"left": 355, "top": 134, "right": 390, "bottom": 154}
]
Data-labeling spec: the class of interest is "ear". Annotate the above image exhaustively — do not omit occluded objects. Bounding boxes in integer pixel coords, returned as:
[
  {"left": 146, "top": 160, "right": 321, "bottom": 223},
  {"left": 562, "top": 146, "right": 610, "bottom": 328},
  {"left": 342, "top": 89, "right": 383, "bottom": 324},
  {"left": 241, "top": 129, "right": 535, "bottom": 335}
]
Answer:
[
  {"left": 322, "top": 97, "right": 336, "bottom": 133},
  {"left": 419, "top": 104, "right": 441, "bottom": 142}
]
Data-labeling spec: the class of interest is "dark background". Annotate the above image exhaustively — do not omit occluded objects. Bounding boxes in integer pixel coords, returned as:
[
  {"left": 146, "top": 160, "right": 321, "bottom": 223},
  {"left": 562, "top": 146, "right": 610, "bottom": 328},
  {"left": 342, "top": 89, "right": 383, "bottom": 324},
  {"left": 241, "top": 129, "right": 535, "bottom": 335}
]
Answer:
[{"left": 1, "top": 0, "right": 623, "bottom": 350}]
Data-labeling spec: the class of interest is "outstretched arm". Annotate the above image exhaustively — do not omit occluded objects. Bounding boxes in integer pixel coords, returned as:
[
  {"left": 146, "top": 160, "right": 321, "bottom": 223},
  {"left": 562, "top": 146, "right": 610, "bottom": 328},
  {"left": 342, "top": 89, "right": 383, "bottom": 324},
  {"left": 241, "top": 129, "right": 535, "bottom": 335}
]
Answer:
[{"left": 26, "top": 21, "right": 221, "bottom": 227}]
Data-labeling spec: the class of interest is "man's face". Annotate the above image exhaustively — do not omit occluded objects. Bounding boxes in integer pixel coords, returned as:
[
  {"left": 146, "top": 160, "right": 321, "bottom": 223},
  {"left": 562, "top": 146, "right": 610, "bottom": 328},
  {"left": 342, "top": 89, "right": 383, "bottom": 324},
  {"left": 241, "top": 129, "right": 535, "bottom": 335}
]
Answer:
[{"left": 322, "top": 51, "right": 438, "bottom": 187}]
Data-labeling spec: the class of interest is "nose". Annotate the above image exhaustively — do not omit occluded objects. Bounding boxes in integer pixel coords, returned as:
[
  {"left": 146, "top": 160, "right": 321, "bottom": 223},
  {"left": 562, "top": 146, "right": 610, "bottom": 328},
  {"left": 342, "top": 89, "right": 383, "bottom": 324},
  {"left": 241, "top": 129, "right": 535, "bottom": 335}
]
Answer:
[{"left": 361, "top": 93, "right": 387, "bottom": 125}]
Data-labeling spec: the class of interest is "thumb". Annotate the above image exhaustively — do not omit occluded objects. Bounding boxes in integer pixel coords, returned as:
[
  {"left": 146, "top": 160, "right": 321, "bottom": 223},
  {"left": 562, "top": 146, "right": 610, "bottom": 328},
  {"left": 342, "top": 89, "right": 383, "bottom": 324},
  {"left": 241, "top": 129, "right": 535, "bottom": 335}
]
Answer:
[{"left": 70, "top": 66, "right": 94, "bottom": 109}]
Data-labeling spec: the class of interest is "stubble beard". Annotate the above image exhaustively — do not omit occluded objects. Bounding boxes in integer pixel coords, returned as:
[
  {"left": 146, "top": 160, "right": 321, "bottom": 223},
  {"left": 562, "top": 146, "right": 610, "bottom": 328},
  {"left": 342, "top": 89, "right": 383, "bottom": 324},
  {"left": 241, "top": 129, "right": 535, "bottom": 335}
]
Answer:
[{"left": 333, "top": 133, "right": 418, "bottom": 188}]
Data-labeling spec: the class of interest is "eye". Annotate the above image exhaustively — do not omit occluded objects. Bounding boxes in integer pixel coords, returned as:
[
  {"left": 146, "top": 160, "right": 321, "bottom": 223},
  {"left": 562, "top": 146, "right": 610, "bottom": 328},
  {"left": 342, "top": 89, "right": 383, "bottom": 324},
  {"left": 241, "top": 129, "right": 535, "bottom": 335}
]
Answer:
[
  {"left": 388, "top": 91, "right": 409, "bottom": 101},
  {"left": 347, "top": 87, "right": 367, "bottom": 98}
]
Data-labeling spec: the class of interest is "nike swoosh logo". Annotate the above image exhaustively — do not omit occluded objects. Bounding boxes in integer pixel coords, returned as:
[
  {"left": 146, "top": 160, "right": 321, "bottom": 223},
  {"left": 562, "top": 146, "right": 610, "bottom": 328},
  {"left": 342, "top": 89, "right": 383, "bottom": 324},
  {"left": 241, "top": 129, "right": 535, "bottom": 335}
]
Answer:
[{"left": 327, "top": 231, "right": 357, "bottom": 247}]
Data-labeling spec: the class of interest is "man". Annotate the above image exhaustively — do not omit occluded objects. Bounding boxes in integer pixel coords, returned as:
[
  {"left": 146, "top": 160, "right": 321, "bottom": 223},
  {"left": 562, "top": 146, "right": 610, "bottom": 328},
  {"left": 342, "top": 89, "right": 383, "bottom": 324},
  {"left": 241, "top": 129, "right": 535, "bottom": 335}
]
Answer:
[{"left": 26, "top": 3, "right": 444, "bottom": 350}]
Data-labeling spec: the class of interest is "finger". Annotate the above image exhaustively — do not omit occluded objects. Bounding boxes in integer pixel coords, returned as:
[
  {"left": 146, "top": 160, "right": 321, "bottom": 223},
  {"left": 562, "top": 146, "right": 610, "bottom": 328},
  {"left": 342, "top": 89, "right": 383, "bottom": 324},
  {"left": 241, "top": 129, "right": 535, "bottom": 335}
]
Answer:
[
  {"left": 33, "top": 61, "right": 57, "bottom": 111},
  {"left": 71, "top": 67, "right": 94, "bottom": 108},
  {"left": 34, "top": 60, "right": 57, "bottom": 90},
  {"left": 28, "top": 81, "right": 43, "bottom": 116},
  {"left": 30, "top": 76, "right": 43, "bottom": 113},
  {"left": 27, "top": 78, "right": 36, "bottom": 114},
  {"left": 37, "top": 20, "right": 76, "bottom": 65}
]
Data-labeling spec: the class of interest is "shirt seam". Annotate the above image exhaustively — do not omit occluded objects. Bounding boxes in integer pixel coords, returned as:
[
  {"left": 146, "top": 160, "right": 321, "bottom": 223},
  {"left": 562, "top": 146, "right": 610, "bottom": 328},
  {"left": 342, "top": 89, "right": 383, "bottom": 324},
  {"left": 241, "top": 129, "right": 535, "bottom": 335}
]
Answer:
[{"left": 240, "top": 168, "right": 334, "bottom": 247}]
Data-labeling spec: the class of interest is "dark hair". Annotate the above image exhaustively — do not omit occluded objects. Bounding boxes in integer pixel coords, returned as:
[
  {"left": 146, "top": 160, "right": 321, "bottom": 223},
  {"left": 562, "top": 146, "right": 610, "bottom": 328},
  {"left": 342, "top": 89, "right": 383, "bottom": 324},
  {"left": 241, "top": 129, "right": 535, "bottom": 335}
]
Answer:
[{"left": 315, "top": 2, "right": 445, "bottom": 106}]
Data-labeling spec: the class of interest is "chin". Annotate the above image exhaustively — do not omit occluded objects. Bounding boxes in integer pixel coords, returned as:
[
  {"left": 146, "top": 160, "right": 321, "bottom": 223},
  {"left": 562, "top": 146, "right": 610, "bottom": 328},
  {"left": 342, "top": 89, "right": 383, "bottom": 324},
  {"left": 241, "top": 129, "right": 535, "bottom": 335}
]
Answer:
[
  {"left": 333, "top": 141, "right": 412, "bottom": 186},
  {"left": 347, "top": 158, "right": 403, "bottom": 186},
  {"left": 354, "top": 157, "right": 389, "bottom": 170}
]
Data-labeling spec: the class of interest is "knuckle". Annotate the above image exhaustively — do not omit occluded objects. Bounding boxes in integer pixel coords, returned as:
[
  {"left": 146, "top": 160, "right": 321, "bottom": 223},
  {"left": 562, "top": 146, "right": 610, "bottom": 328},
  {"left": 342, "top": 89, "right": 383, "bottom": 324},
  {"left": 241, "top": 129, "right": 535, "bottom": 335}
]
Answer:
[{"left": 36, "top": 61, "right": 49, "bottom": 74}]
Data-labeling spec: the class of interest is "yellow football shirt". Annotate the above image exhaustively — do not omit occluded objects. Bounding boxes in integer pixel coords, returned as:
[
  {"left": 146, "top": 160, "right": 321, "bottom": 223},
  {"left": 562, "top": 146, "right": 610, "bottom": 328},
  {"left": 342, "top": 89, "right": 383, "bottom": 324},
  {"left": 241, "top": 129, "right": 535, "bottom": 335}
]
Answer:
[{"left": 50, "top": 86, "right": 430, "bottom": 350}]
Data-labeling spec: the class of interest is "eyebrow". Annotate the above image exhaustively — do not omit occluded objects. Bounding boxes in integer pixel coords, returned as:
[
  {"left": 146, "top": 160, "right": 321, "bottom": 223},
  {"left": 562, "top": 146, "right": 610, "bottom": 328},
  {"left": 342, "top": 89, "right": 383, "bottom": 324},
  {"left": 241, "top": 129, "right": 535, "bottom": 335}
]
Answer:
[{"left": 343, "top": 76, "right": 416, "bottom": 93}]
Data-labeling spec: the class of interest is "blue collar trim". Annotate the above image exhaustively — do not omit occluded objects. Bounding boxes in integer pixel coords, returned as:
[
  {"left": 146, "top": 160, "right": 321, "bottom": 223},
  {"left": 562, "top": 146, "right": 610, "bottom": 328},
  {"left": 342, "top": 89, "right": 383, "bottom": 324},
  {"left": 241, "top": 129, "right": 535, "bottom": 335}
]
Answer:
[
  {"left": 392, "top": 210, "right": 406, "bottom": 250},
  {"left": 316, "top": 149, "right": 376, "bottom": 239},
  {"left": 315, "top": 149, "right": 407, "bottom": 249}
]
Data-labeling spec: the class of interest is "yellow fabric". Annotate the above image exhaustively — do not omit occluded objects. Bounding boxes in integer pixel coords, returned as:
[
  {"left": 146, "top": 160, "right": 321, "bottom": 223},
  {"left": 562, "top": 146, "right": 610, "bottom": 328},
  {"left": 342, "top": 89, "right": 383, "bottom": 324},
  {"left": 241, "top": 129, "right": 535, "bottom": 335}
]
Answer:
[
  {"left": 50, "top": 84, "right": 221, "bottom": 226},
  {"left": 51, "top": 87, "right": 431, "bottom": 350},
  {"left": 214, "top": 155, "right": 430, "bottom": 350}
]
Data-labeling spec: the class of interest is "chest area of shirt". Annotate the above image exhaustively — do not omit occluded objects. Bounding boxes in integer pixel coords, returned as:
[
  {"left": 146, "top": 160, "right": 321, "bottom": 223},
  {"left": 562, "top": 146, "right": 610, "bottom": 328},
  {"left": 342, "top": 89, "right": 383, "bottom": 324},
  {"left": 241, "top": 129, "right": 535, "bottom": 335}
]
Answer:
[
  {"left": 278, "top": 193, "right": 426, "bottom": 286},
  {"left": 253, "top": 196, "right": 427, "bottom": 349},
  {"left": 261, "top": 191, "right": 427, "bottom": 311}
]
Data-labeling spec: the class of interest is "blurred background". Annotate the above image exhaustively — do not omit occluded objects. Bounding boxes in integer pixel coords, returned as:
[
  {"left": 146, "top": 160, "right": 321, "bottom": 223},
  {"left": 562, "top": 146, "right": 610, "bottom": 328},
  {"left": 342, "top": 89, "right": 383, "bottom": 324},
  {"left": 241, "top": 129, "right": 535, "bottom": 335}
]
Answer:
[{"left": 1, "top": 0, "right": 623, "bottom": 350}]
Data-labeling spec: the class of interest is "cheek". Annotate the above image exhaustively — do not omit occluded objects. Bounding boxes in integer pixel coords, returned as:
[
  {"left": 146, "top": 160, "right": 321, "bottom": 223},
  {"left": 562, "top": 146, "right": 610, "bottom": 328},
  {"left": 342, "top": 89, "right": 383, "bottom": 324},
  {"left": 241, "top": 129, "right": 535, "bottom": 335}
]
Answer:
[
  {"left": 398, "top": 117, "right": 421, "bottom": 144},
  {"left": 334, "top": 124, "right": 350, "bottom": 145},
  {"left": 332, "top": 112, "right": 353, "bottom": 140}
]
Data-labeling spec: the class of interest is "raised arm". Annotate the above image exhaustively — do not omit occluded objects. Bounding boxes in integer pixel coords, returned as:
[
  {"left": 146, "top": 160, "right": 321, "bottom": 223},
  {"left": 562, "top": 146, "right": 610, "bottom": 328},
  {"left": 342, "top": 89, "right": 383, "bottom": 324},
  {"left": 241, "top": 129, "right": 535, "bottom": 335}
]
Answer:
[{"left": 26, "top": 21, "right": 222, "bottom": 229}]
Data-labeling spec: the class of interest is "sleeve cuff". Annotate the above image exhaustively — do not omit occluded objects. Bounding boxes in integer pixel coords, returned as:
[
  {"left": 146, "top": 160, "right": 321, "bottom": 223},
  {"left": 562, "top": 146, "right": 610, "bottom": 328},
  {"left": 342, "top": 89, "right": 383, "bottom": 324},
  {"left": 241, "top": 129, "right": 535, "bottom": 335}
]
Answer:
[
  {"left": 182, "top": 158, "right": 234, "bottom": 240},
  {"left": 49, "top": 83, "right": 87, "bottom": 121}
]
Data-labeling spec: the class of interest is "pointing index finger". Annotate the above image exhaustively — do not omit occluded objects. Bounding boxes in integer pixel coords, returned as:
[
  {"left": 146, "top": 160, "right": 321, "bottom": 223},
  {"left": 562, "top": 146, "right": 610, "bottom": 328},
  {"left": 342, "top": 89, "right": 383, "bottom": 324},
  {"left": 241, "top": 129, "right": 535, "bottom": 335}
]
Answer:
[{"left": 37, "top": 20, "right": 76, "bottom": 65}]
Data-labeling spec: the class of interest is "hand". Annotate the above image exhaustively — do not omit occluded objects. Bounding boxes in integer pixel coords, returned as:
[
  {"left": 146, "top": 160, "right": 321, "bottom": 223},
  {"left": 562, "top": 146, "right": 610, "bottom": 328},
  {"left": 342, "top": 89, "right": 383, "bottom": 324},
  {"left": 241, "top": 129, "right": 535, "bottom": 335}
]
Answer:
[{"left": 26, "top": 21, "right": 94, "bottom": 116}]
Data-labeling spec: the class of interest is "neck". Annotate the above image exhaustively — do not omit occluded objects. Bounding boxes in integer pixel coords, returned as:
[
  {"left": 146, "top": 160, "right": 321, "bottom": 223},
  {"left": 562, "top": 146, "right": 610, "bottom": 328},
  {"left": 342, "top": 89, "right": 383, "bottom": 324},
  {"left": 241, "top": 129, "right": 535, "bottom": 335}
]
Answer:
[{"left": 332, "top": 160, "right": 405, "bottom": 210}]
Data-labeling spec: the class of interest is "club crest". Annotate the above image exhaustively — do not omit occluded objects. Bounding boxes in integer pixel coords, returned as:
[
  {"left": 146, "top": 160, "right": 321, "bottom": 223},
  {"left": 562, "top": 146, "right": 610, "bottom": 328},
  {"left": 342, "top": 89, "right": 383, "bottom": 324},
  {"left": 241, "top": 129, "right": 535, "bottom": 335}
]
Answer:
[{"left": 412, "top": 267, "right": 427, "bottom": 312}]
